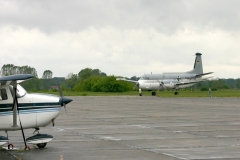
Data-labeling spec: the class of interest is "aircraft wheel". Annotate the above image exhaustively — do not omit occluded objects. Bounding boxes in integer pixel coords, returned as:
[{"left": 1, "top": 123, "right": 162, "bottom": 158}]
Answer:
[
  {"left": 139, "top": 93, "right": 142, "bottom": 96},
  {"left": 152, "top": 92, "right": 156, "bottom": 96},
  {"left": 24, "top": 145, "right": 31, "bottom": 150},
  {"left": 37, "top": 143, "right": 47, "bottom": 148},
  {"left": 8, "top": 144, "right": 14, "bottom": 150}
]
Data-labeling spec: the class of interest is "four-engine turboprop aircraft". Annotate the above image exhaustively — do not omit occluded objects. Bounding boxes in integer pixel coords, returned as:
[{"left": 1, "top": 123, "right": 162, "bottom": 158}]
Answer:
[
  {"left": 0, "top": 74, "right": 72, "bottom": 149},
  {"left": 117, "top": 53, "right": 217, "bottom": 96}
]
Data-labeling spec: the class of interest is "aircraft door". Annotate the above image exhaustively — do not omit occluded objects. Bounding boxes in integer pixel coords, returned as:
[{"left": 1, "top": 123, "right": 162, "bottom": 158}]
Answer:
[{"left": 9, "top": 85, "right": 36, "bottom": 128}]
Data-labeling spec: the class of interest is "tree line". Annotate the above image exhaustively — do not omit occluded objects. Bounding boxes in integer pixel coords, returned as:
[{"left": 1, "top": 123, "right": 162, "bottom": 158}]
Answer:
[
  {"left": 64, "top": 68, "right": 133, "bottom": 92},
  {"left": 0, "top": 64, "right": 133, "bottom": 92},
  {"left": 1, "top": 64, "right": 239, "bottom": 92}
]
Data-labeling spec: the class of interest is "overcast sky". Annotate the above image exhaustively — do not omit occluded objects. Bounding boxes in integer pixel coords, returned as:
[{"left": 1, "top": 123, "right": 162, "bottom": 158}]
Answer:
[{"left": 0, "top": 0, "right": 239, "bottom": 78}]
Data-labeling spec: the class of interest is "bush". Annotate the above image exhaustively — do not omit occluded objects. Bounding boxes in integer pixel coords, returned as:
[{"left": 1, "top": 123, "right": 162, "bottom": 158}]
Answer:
[
  {"left": 201, "top": 88, "right": 208, "bottom": 91},
  {"left": 73, "top": 76, "right": 134, "bottom": 92}
]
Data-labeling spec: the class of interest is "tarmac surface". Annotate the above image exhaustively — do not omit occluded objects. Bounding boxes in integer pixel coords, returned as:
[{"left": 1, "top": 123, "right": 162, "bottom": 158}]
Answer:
[{"left": 1, "top": 96, "right": 240, "bottom": 160}]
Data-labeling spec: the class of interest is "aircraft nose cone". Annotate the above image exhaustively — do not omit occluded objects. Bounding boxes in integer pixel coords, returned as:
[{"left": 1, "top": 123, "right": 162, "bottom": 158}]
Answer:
[{"left": 60, "top": 97, "right": 72, "bottom": 105}]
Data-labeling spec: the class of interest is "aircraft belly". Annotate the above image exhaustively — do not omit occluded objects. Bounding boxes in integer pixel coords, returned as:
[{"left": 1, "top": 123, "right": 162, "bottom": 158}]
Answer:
[
  {"left": 0, "top": 106, "right": 61, "bottom": 130},
  {"left": 0, "top": 113, "right": 37, "bottom": 131},
  {"left": 36, "top": 107, "right": 61, "bottom": 127}
]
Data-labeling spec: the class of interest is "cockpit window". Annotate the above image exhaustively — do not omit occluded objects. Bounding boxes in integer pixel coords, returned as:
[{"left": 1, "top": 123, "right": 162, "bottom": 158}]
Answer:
[
  {"left": 0, "top": 88, "right": 8, "bottom": 100},
  {"left": 140, "top": 76, "right": 149, "bottom": 80},
  {"left": 9, "top": 85, "right": 27, "bottom": 98}
]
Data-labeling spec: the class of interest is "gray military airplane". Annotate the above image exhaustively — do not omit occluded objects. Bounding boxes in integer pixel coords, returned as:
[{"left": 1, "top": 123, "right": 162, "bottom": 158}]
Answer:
[{"left": 117, "top": 53, "right": 216, "bottom": 96}]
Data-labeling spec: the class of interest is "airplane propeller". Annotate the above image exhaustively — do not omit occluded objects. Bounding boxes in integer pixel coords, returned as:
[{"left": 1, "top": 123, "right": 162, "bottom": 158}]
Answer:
[
  {"left": 57, "top": 79, "right": 72, "bottom": 115},
  {"left": 158, "top": 75, "right": 167, "bottom": 90},
  {"left": 135, "top": 82, "right": 140, "bottom": 88}
]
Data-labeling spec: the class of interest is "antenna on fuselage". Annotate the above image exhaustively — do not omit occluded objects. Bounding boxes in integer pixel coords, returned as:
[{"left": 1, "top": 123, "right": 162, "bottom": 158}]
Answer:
[{"left": 158, "top": 75, "right": 166, "bottom": 90}]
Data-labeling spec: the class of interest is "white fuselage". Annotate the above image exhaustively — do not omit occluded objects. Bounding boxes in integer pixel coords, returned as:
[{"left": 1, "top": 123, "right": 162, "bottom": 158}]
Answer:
[
  {"left": 0, "top": 85, "right": 61, "bottom": 131},
  {"left": 138, "top": 79, "right": 195, "bottom": 90},
  {"left": 138, "top": 73, "right": 211, "bottom": 91}
]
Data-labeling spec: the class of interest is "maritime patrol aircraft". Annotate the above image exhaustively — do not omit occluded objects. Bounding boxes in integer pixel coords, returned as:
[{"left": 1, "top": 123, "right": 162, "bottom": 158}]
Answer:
[
  {"left": 117, "top": 53, "right": 216, "bottom": 96},
  {"left": 0, "top": 74, "right": 72, "bottom": 150}
]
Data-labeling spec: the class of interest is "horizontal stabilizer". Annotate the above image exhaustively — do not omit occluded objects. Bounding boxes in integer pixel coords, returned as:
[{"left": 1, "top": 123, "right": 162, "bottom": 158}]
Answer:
[{"left": 195, "top": 72, "right": 214, "bottom": 78}]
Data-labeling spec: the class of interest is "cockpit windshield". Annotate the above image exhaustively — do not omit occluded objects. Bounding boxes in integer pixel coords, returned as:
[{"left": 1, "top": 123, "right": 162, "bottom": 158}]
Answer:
[
  {"left": 140, "top": 75, "right": 150, "bottom": 80},
  {"left": 9, "top": 84, "right": 27, "bottom": 98}
]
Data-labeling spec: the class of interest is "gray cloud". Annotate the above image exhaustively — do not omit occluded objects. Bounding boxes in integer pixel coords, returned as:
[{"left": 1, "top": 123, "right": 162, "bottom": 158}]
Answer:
[
  {"left": 0, "top": 0, "right": 240, "bottom": 78},
  {"left": 1, "top": 0, "right": 240, "bottom": 33}
]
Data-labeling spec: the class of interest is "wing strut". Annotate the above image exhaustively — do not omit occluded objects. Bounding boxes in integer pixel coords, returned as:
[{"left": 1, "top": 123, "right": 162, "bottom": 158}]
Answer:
[{"left": 12, "top": 82, "right": 30, "bottom": 150}]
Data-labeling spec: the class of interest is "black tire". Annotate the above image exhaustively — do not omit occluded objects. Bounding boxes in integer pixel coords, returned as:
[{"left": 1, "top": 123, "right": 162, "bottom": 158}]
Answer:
[
  {"left": 37, "top": 143, "right": 47, "bottom": 148},
  {"left": 174, "top": 92, "right": 179, "bottom": 95}
]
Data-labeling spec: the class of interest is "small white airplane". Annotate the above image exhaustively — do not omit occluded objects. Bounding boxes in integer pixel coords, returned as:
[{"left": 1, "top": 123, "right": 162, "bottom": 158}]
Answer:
[
  {"left": 0, "top": 74, "right": 72, "bottom": 150},
  {"left": 117, "top": 53, "right": 218, "bottom": 96}
]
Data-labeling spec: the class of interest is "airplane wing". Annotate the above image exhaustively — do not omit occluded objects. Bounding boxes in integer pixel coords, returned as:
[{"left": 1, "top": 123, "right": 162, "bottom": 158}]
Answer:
[
  {"left": 116, "top": 78, "right": 138, "bottom": 83},
  {"left": 0, "top": 74, "right": 34, "bottom": 85},
  {"left": 0, "top": 74, "right": 34, "bottom": 128},
  {"left": 175, "top": 81, "right": 198, "bottom": 86}
]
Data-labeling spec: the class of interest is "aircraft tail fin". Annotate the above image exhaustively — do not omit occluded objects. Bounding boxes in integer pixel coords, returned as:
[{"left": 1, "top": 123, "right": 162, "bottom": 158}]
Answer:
[{"left": 187, "top": 53, "right": 203, "bottom": 74}]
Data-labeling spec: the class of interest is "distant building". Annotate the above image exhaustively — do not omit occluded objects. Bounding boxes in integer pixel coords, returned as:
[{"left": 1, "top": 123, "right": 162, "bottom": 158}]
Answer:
[{"left": 51, "top": 86, "right": 59, "bottom": 90}]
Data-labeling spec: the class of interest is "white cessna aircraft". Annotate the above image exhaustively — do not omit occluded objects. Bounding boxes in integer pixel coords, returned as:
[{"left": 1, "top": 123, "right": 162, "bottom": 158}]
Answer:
[
  {"left": 118, "top": 53, "right": 217, "bottom": 96},
  {"left": 0, "top": 74, "right": 72, "bottom": 150}
]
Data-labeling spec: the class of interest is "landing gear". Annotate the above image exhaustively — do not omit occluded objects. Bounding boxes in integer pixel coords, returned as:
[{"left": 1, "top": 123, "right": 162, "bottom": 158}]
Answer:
[
  {"left": 4, "top": 131, "right": 13, "bottom": 149},
  {"left": 37, "top": 143, "right": 47, "bottom": 149},
  {"left": 2, "top": 130, "right": 52, "bottom": 150},
  {"left": 33, "top": 127, "right": 40, "bottom": 134},
  {"left": 26, "top": 133, "right": 53, "bottom": 149},
  {"left": 1, "top": 133, "right": 26, "bottom": 150},
  {"left": 8, "top": 144, "right": 14, "bottom": 149},
  {"left": 151, "top": 91, "right": 156, "bottom": 96},
  {"left": 139, "top": 89, "right": 142, "bottom": 96},
  {"left": 174, "top": 89, "right": 179, "bottom": 95},
  {"left": 0, "top": 135, "right": 9, "bottom": 146}
]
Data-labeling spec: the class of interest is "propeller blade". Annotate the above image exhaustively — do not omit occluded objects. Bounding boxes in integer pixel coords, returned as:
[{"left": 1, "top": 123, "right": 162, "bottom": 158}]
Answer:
[
  {"left": 136, "top": 82, "right": 139, "bottom": 88},
  {"left": 63, "top": 103, "right": 67, "bottom": 115},
  {"left": 57, "top": 79, "right": 63, "bottom": 97},
  {"left": 57, "top": 78, "right": 68, "bottom": 115},
  {"left": 157, "top": 75, "right": 167, "bottom": 90},
  {"left": 132, "top": 82, "right": 139, "bottom": 90}
]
